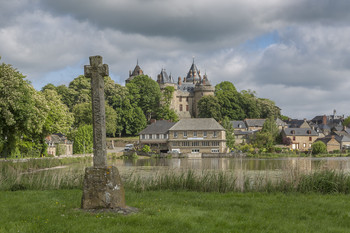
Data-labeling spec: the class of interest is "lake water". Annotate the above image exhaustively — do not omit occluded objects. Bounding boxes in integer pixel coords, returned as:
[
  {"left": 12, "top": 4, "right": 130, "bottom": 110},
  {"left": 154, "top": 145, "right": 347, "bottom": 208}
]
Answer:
[{"left": 114, "top": 157, "right": 350, "bottom": 172}]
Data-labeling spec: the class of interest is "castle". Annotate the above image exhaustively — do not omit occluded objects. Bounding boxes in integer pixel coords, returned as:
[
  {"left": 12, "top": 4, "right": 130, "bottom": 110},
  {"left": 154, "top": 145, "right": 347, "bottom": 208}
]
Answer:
[{"left": 126, "top": 60, "right": 215, "bottom": 119}]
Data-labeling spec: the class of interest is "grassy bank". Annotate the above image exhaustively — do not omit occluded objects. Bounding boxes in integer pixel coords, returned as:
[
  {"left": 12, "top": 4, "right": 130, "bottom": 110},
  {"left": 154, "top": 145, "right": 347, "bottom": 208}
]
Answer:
[{"left": 1, "top": 189, "right": 350, "bottom": 232}]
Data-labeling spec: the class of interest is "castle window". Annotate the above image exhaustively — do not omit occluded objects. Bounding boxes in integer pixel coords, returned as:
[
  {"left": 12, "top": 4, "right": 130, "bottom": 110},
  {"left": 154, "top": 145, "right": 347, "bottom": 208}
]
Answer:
[
  {"left": 179, "top": 96, "right": 182, "bottom": 102},
  {"left": 186, "top": 105, "right": 189, "bottom": 111},
  {"left": 186, "top": 97, "right": 189, "bottom": 102},
  {"left": 309, "top": 137, "right": 312, "bottom": 141},
  {"left": 179, "top": 104, "right": 183, "bottom": 111},
  {"left": 293, "top": 136, "right": 296, "bottom": 141}
]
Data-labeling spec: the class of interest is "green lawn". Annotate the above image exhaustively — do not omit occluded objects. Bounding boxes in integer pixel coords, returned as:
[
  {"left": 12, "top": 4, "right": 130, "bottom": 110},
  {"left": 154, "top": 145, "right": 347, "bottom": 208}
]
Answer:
[{"left": 1, "top": 190, "right": 350, "bottom": 233}]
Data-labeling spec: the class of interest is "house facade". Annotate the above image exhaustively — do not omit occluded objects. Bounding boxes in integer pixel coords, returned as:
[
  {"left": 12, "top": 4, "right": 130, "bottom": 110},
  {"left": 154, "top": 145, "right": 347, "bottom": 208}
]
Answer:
[
  {"left": 45, "top": 134, "right": 73, "bottom": 156},
  {"left": 315, "top": 135, "right": 341, "bottom": 152},
  {"left": 168, "top": 118, "right": 227, "bottom": 154},
  {"left": 282, "top": 128, "right": 318, "bottom": 151},
  {"left": 138, "top": 120, "right": 176, "bottom": 153}
]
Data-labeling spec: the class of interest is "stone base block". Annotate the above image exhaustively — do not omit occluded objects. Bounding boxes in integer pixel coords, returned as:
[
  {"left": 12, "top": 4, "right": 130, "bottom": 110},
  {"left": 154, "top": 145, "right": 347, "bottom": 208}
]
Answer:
[{"left": 81, "top": 166, "right": 126, "bottom": 209}]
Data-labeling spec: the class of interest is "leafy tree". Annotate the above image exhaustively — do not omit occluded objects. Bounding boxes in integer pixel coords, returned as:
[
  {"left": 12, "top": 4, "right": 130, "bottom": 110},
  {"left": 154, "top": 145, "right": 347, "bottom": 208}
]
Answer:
[
  {"left": 257, "top": 98, "right": 280, "bottom": 118},
  {"left": 252, "top": 116, "right": 279, "bottom": 149},
  {"left": 126, "top": 75, "right": 161, "bottom": 121},
  {"left": 312, "top": 141, "right": 327, "bottom": 155},
  {"left": 0, "top": 60, "right": 48, "bottom": 157},
  {"left": 222, "top": 117, "right": 235, "bottom": 150},
  {"left": 239, "top": 90, "right": 260, "bottom": 118},
  {"left": 73, "top": 124, "right": 93, "bottom": 154},
  {"left": 42, "top": 89, "right": 73, "bottom": 136},
  {"left": 215, "top": 81, "right": 245, "bottom": 120},
  {"left": 344, "top": 116, "right": 350, "bottom": 127},
  {"left": 72, "top": 101, "right": 118, "bottom": 136},
  {"left": 68, "top": 75, "right": 91, "bottom": 105},
  {"left": 156, "top": 106, "right": 179, "bottom": 122},
  {"left": 197, "top": 95, "right": 222, "bottom": 121}
]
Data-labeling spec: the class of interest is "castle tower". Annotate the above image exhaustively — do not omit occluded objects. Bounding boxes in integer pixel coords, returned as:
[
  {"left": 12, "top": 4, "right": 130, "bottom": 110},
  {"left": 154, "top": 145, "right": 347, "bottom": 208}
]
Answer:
[
  {"left": 125, "top": 60, "right": 144, "bottom": 84},
  {"left": 193, "top": 72, "right": 214, "bottom": 117}
]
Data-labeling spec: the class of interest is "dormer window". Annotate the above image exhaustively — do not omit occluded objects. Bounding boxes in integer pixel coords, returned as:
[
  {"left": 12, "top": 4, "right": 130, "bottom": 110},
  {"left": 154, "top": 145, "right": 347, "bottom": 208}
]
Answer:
[
  {"left": 307, "top": 130, "right": 311, "bottom": 134},
  {"left": 291, "top": 130, "right": 295, "bottom": 135}
]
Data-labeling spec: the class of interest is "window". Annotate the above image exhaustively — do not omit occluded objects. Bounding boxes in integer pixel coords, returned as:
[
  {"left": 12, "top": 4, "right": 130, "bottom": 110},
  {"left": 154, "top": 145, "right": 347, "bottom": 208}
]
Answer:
[
  {"left": 186, "top": 97, "right": 189, "bottom": 102},
  {"left": 211, "top": 149, "right": 219, "bottom": 153},
  {"left": 156, "top": 134, "right": 160, "bottom": 139},
  {"left": 149, "top": 134, "right": 152, "bottom": 139},
  {"left": 183, "top": 131, "right": 187, "bottom": 137},
  {"left": 192, "top": 141, "right": 199, "bottom": 146},
  {"left": 193, "top": 131, "right": 197, "bottom": 137},
  {"left": 212, "top": 141, "right": 219, "bottom": 146},
  {"left": 202, "top": 141, "right": 210, "bottom": 146},
  {"left": 309, "top": 137, "right": 312, "bottom": 141},
  {"left": 192, "top": 149, "right": 200, "bottom": 153},
  {"left": 179, "top": 96, "right": 182, "bottom": 102},
  {"left": 303, "top": 143, "right": 306, "bottom": 148},
  {"left": 164, "top": 134, "right": 167, "bottom": 139},
  {"left": 293, "top": 136, "right": 295, "bottom": 141},
  {"left": 186, "top": 105, "right": 189, "bottom": 111},
  {"left": 213, "top": 131, "right": 217, "bottom": 137},
  {"left": 172, "top": 142, "right": 178, "bottom": 146},
  {"left": 182, "top": 141, "right": 190, "bottom": 146},
  {"left": 141, "top": 134, "right": 145, "bottom": 139},
  {"left": 174, "top": 132, "right": 177, "bottom": 138},
  {"left": 179, "top": 104, "right": 183, "bottom": 111},
  {"left": 203, "top": 131, "right": 207, "bottom": 137},
  {"left": 307, "top": 130, "right": 311, "bottom": 134}
]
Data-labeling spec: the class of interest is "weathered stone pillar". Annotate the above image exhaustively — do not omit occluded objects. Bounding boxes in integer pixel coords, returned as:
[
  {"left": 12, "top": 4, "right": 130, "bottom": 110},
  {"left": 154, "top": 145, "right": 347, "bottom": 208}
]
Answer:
[{"left": 81, "top": 55, "right": 126, "bottom": 209}]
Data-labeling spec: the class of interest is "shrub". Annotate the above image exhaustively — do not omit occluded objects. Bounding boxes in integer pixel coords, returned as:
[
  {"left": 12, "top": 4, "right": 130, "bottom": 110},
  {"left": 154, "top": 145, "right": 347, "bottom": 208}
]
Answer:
[
  {"left": 312, "top": 141, "right": 327, "bottom": 155},
  {"left": 142, "top": 145, "right": 151, "bottom": 153}
]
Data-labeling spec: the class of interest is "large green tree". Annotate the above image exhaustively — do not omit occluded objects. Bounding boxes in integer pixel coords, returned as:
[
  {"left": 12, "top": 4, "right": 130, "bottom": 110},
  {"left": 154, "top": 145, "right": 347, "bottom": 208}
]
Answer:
[
  {"left": 197, "top": 95, "right": 222, "bottom": 121},
  {"left": 0, "top": 61, "right": 48, "bottom": 157},
  {"left": 126, "top": 75, "right": 161, "bottom": 121},
  {"left": 222, "top": 117, "right": 235, "bottom": 151},
  {"left": 73, "top": 124, "right": 93, "bottom": 154},
  {"left": 215, "top": 81, "right": 245, "bottom": 120}
]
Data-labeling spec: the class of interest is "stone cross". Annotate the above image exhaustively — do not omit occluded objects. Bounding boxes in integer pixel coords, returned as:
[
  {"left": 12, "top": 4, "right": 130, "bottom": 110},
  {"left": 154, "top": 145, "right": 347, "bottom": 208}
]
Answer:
[{"left": 84, "top": 55, "right": 109, "bottom": 168}]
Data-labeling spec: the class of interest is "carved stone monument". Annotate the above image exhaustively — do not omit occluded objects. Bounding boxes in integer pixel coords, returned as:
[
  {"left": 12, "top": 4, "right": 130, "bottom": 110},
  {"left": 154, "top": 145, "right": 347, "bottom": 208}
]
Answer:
[{"left": 81, "top": 55, "right": 126, "bottom": 209}]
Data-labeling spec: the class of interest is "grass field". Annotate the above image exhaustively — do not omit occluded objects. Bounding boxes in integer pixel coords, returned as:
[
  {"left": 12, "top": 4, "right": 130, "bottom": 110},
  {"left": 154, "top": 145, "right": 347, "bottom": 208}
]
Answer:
[{"left": 1, "top": 189, "right": 350, "bottom": 233}]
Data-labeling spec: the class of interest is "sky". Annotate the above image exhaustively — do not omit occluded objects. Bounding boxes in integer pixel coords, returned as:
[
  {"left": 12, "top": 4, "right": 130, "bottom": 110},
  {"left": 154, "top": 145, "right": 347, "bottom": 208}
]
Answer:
[{"left": 1, "top": 0, "right": 349, "bottom": 119}]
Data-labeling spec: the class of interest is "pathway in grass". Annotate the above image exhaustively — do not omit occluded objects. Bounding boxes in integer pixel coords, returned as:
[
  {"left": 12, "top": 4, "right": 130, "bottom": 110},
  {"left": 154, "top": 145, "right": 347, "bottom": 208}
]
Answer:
[{"left": 1, "top": 190, "right": 350, "bottom": 232}]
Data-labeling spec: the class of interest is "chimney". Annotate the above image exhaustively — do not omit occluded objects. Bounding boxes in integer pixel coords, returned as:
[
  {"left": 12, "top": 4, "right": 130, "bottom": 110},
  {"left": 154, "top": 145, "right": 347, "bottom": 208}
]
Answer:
[
  {"left": 323, "top": 115, "right": 327, "bottom": 125},
  {"left": 178, "top": 77, "right": 182, "bottom": 85}
]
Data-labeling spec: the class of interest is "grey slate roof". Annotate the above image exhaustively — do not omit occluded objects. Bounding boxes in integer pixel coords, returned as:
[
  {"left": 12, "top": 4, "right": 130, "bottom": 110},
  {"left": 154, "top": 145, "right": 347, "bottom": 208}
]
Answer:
[
  {"left": 231, "top": 121, "right": 247, "bottom": 129},
  {"left": 139, "top": 120, "right": 176, "bottom": 135},
  {"left": 185, "top": 62, "right": 201, "bottom": 83},
  {"left": 158, "top": 69, "right": 174, "bottom": 84},
  {"left": 169, "top": 118, "right": 224, "bottom": 131},
  {"left": 283, "top": 128, "right": 318, "bottom": 136},
  {"left": 287, "top": 119, "right": 309, "bottom": 128},
  {"left": 245, "top": 119, "right": 266, "bottom": 127}
]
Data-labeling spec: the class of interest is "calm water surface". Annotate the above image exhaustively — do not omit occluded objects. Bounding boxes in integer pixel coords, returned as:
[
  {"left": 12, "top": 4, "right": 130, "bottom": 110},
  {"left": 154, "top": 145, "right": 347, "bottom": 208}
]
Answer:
[{"left": 112, "top": 157, "right": 350, "bottom": 172}]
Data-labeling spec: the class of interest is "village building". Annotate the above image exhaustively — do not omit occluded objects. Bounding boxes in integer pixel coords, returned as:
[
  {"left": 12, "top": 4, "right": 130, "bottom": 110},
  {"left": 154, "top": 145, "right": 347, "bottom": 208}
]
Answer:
[
  {"left": 315, "top": 135, "right": 341, "bottom": 152},
  {"left": 244, "top": 119, "right": 266, "bottom": 131},
  {"left": 45, "top": 133, "right": 73, "bottom": 156},
  {"left": 138, "top": 120, "right": 176, "bottom": 153},
  {"left": 282, "top": 128, "right": 318, "bottom": 151},
  {"left": 167, "top": 118, "right": 227, "bottom": 154}
]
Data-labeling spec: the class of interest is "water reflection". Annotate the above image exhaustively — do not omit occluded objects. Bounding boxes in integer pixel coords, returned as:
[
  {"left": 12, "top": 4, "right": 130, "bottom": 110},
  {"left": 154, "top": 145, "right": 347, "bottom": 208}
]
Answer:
[{"left": 113, "top": 157, "right": 350, "bottom": 172}]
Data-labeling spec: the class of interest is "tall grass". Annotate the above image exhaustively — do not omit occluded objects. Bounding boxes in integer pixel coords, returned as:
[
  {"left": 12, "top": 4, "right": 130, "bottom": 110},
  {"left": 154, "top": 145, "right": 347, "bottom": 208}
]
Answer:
[
  {"left": 2, "top": 157, "right": 350, "bottom": 194},
  {"left": 0, "top": 157, "right": 90, "bottom": 191}
]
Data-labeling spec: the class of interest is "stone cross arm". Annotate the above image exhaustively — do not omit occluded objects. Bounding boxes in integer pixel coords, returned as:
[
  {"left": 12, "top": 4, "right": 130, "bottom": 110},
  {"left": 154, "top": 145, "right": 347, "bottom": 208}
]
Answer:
[{"left": 84, "top": 56, "right": 109, "bottom": 78}]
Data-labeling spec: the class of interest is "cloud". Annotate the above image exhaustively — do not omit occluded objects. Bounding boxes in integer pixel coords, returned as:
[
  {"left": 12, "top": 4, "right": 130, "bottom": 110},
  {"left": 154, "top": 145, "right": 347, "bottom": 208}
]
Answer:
[{"left": 1, "top": 0, "right": 350, "bottom": 119}]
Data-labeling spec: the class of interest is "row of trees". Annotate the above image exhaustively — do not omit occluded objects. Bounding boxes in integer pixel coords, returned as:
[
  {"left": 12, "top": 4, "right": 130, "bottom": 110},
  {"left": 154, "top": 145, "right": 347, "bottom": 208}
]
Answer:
[{"left": 198, "top": 81, "right": 282, "bottom": 122}]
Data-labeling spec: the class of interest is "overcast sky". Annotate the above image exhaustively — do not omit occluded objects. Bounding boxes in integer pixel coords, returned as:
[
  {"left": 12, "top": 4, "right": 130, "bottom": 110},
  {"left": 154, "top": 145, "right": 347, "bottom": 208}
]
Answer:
[{"left": 1, "top": 0, "right": 349, "bottom": 119}]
